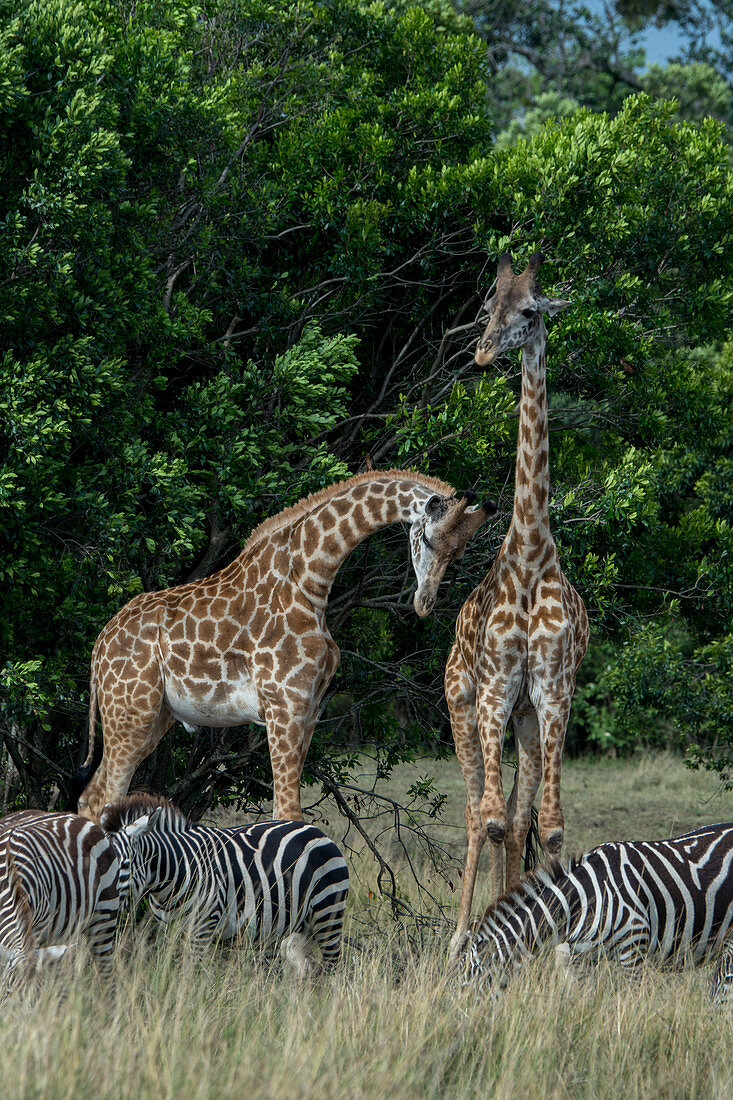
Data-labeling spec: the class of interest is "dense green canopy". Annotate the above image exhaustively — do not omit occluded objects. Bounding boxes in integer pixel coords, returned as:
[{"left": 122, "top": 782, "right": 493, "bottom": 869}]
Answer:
[{"left": 1, "top": 0, "right": 731, "bottom": 810}]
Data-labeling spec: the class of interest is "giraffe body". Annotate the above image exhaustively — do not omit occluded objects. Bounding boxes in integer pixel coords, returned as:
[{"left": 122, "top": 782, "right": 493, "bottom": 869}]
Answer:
[
  {"left": 78, "top": 470, "right": 493, "bottom": 822},
  {"left": 446, "top": 253, "right": 588, "bottom": 958}
]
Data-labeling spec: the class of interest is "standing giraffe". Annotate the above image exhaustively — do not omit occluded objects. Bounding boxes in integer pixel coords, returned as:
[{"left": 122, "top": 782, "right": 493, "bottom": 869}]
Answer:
[
  {"left": 76, "top": 469, "right": 494, "bottom": 822},
  {"left": 445, "top": 252, "right": 589, "bottom": 958}
]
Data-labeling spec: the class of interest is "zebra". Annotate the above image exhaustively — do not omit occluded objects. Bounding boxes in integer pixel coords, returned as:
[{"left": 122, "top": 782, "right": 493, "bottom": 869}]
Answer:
[
  {"left": 460, "top": 822, "right": 733, "bottom": 994},
  {"left": 100, "top": 793, "right": 349, "bottom": 970},
  {"left": 711, "top": 935, "right": 733, "bottom": 1006},
  {"left": 0, "top": 810, "right": 120, "bottom": 995}
]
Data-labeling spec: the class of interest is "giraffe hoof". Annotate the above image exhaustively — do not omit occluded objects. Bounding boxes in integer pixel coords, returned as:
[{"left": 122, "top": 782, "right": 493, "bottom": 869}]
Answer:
[
  {"left": 485, "top": 821, "right": 506, "bottom": 844},
  {"left": 543, "top": 828, "right": 564, "bottom": 854}
]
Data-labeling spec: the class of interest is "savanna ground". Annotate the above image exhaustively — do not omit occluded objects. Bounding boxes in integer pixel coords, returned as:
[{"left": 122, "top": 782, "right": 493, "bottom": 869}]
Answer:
[{"left": 5, "top": 752, "right": 733, "bottom": 1100}]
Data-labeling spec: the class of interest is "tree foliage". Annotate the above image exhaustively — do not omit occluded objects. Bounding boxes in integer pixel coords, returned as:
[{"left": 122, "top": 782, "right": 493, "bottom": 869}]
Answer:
[{"left": 0, "top": 0, "right": 732, "bottom": 811}]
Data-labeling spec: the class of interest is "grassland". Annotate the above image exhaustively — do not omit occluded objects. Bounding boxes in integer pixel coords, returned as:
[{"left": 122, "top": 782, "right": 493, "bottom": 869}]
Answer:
[{"left": 4, "top": 752, "right": 732, "bottom": 1099}]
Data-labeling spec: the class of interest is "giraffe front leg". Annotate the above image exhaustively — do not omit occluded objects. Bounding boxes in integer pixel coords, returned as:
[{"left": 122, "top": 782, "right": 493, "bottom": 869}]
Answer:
[
  {"left": 297, "top": 634, "right": 339, "bottom": 775},
  {"left": 263, "top": 697, "right": 310, "bottom": 821},
  {"left": 477, "top": 685, "right": 523, "bottom": 904},
  {"left": 536, "top": 698, "right": 572, "bottom": 855}
]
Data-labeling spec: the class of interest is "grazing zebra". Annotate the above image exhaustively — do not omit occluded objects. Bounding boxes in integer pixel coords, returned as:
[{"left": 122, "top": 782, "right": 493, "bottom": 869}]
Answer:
[
  {"left": 101, "top": 794, "right": 349, "bottom": 968},
  {"left": 460, "top": 822, "right": 733, "bottom": 992},
  {"left": 0, "top": 810, "right": 120, "bottom": 995},
  {"left": 711, "top": 936, "right": 733, "bottom": 1005}
]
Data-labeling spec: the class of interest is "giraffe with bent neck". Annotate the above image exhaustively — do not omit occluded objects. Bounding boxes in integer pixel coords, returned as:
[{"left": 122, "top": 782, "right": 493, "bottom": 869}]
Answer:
[
  {"left": 76, "top": 469, "right": 494, "bottom": 823},
  {"left": 446, "top": 252, "right": 589, "bottom": 958}
]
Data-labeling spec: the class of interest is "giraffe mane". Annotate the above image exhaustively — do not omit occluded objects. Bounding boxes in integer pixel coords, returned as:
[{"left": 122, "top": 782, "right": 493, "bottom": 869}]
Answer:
[
  {"left": 242, "top": 468, "right": 457, "bottom": 553},
  {"left": 100, "top": 791, "right": 189, "bottom": 833}
]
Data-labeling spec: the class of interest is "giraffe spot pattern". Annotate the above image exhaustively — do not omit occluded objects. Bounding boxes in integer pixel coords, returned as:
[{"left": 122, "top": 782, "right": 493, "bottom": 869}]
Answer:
[{"left": 79, "top": 472, "right": 485, "bottom": 823}]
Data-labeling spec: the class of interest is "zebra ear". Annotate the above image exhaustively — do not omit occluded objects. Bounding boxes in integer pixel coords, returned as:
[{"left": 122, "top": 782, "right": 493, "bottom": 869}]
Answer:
[{"left": 127, "top": 806, "right": 162, "bottom": 842}]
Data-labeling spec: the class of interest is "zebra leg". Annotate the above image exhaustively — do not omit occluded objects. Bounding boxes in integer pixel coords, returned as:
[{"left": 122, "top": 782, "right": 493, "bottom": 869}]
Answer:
[
  {"left": 84, "top": 906, "right": 119, "bottom": 982},
  {"left": 308, "top": 895, "right": 348, "bottom": 969},
  {"left": 554, "top": 942, "right": 578, "bottom": 988},
  {"left": 280, "top": 933, "right": 319, "bottom": 980},
  {"left": 711, "top": 937, "right": 733, "bottom": 1006}
]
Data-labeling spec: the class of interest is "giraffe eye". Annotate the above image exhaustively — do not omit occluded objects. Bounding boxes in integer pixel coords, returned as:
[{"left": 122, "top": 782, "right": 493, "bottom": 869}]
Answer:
[{"left": 522, "top": 308, "right": 537, "bottom": 319}]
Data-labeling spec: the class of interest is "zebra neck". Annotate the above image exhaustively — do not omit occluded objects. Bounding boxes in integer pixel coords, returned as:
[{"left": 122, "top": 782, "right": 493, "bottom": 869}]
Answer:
[
  {"left": 146, "top": 832, "right": 218, "bottom": 915},
  {"left": 489, "top": 873, "right": 580, "bottom": 960}
]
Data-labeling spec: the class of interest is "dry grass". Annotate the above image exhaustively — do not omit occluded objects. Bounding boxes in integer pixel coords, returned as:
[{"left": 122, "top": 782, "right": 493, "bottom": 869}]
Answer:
[
  {"left": 5, "top": 913, "right": 732, "bottom": 1100},
  {"left": 3, "top": 752, "right": 732, "bottom": 1099}
]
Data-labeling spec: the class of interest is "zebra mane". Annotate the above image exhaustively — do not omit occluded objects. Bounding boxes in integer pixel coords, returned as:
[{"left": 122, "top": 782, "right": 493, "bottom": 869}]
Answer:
[
  {"left": 474, "top": 854, "right": 581, "bottom": 926},
  {"left": 100, "top": 792, "right": 189, "bottom": 834}
]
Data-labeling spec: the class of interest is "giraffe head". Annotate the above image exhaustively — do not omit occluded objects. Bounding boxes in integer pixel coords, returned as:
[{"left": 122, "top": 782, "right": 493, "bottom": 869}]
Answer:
[
  {"left": 411, "top": 490, "right": 496, "bottom": 617},
  {"left": 475, "top": 252, "right": 571, "bottom": 367}
]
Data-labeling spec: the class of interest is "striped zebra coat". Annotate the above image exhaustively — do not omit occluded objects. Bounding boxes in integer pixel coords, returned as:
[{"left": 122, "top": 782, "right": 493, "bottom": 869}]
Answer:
[
  {"left": 0, "top": 810, "right": 120, "bottom": 995},
  {"left": 711, "top": 935, "right": 733, "bottom": 1005},
  {"left": 101, "top": 794, "right": 349, "bottom": 966},
  {"left": 461, "top": 822, "right": 733, "bottom": 991}
]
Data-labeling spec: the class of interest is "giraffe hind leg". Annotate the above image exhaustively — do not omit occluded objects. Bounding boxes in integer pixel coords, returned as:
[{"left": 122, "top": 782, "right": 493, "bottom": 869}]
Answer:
[
  {"left": 83, "top": 704, "right": 174, "bottom": 823},
  {"left": 100, "top": 706, "right": 176, "bottom": 813}
]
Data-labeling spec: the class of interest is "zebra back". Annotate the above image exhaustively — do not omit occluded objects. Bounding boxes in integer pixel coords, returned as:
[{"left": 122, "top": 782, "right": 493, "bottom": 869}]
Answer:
[{"left": 102, "top": 794, "right": 349, "bottom": 965}]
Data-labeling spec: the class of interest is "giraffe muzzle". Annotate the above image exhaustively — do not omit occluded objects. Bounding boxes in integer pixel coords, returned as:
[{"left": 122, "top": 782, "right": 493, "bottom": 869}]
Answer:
[
  {"left": 413, "top": 588, "right": 436, "bottom": 618},
  {"left": 475, "top": 342, "right": 499, "bottom": 367}
]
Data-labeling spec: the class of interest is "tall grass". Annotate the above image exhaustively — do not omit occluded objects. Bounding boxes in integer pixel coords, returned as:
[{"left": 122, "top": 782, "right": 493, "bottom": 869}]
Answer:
[{"left": 4, "top": 885, "right": 731, "bottom": 1100}]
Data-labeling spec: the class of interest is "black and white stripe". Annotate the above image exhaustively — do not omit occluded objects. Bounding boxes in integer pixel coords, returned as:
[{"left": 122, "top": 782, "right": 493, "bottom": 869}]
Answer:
[
  {"left": 0, "top": 810, "right": 120, "bottom": 994},
  {"left": 101, "top": 794, "right": 349, "bottom": 965},
  {"left": 461, "top": 822, "right": 733, "bottom": 990},
  {"left": 711, "top": 935, "right": 733, "bottom": 1005}
]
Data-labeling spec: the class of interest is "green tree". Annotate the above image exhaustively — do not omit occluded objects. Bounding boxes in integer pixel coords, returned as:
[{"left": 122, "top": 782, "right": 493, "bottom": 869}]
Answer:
[{"left": 1, "top": 0, "right": 732, "bottom": 811}]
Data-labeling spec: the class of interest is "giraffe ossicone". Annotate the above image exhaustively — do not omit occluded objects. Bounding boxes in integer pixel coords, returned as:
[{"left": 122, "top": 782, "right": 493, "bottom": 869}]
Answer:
[
  {"left": 446, "top": 251, "right": 589, "bottom": 961},
  {"left": 75, "top": 469, "right": 495, "bottom": 823}
]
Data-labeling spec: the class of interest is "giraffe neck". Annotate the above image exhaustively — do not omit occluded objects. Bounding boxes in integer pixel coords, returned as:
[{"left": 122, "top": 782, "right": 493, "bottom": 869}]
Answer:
[
  {"left": 279, "top": 476, "right": 435, "bottom": 610},
  {"left": 508, "top": 326, "right": 552, "bottom": 557}
]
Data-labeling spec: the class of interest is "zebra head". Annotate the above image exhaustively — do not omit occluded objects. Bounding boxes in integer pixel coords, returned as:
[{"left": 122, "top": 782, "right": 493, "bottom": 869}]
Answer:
[
  {"left": 101, "top": 800, "right": 164, "bottom": 906},
  {"left": 461, "top": 928, "right": 507, "bottom": 992}
]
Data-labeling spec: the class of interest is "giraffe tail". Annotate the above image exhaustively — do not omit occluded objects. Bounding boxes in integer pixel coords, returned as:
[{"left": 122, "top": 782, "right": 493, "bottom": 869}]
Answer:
[
  {"left": 83, "top": 656, "right": 98, "bottom": 770},
  {"left": 66, "top": 655, "right": 102, "bottom": 811}
]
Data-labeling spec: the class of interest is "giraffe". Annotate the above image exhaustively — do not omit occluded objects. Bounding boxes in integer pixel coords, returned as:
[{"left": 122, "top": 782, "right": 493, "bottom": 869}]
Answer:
[
  {"left": 445, "top": 252, "right": 589, "bottom": 959},
  {"left": 75, "top": 469, "right": 495, "bottom": 823}
]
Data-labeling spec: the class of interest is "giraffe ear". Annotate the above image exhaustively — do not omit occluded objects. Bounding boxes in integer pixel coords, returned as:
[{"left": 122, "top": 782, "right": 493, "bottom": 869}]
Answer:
[
  {"left": 537, "top": 295, "right": 571, "bottom": 317},
  {"left": 425, "top": 494, "right": 444, "bottom": 516}
]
